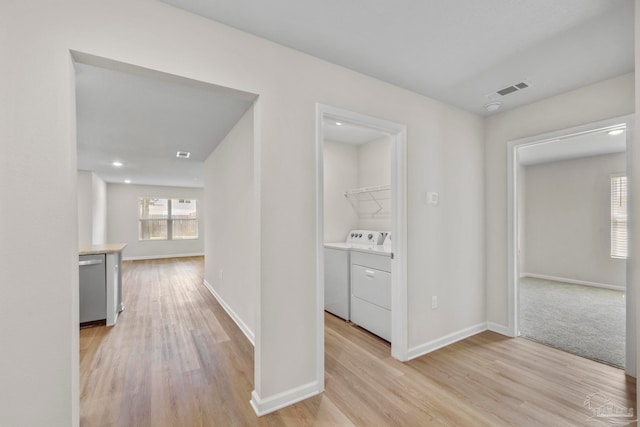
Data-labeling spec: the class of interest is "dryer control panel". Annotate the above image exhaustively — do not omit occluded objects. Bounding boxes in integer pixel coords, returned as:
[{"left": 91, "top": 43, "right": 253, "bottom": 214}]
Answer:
[{"left": 345, "top": 230, "right": 385, "bottom": 245}]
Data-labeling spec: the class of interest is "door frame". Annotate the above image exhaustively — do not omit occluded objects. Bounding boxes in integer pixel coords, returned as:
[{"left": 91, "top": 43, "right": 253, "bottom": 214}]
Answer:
[
  {"left": 315, "top": 103, "right": 408, "bottom": 387},
  {"left": 506, "top": 114, "right": 635, "bottom": 375}
]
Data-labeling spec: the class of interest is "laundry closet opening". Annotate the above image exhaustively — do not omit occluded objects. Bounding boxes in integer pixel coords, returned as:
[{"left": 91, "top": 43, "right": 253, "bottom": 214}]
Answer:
[{"left": 323, "top": 118, "right": 393, "bottom": 345}]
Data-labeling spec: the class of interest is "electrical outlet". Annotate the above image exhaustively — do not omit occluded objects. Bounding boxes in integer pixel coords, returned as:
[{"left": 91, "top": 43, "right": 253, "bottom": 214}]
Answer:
[{"left": 431, "top": 296, "right": 438, "bottom": 309}]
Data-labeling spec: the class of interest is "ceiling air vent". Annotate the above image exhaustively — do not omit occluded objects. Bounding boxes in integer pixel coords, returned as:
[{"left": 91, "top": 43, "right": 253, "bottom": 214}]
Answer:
[{"left": 495, "top": 81, "right": 530, "bottom": 97}]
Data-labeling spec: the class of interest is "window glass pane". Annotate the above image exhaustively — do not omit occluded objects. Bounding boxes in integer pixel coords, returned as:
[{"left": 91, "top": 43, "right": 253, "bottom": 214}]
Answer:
[
  {"left": 171, "top": 199, "right": 198, "bottom": 219},
  {"left": 172, "top": 219, "right": 198, "bottom": 239},
  {"left": 140, "top": 198, "right": 169, "bottom": 220},
  {"left": 139, "top": 219, "right": 168, "bottom": 240}
]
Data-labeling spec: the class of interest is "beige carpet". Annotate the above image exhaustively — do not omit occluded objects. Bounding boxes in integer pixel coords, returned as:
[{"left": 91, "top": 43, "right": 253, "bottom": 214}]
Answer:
[{"left": 519, "top": 277, "right": 625, "bottom": 368}]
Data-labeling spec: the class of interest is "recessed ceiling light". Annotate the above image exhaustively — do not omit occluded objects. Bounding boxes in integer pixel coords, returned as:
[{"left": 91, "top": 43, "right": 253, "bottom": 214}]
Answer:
[
  {"left": 335, "top": 122, "right": 343, "bottom": 126},
  {"left": 112, "top": 161, "right": 123, "bottom": 167},
  {"left": 176, "top": 151, "right": 191, "bottom": 159},
  {"left": 608, "top": 129, "right": 625, "bottom": 136},
  {"left": 124, "top": 179, "right": 131, "bottom": 184}
]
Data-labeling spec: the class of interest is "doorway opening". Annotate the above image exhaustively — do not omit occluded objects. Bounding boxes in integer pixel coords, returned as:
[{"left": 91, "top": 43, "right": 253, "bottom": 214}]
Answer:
[
  {"left": 315, "top": 104, "right": 407, "bottom": 387},
  {"left": 72, "top": 51, "right": 260, "bottom": 421},
  {"left": 507, "top": 115, "right": 634, "bottom": 374}
]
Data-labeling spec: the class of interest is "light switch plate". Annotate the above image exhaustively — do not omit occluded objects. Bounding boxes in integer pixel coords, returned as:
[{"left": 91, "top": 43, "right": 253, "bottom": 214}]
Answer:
[{"left": 427, "top": 192, "right": 439, "bottom": 206}]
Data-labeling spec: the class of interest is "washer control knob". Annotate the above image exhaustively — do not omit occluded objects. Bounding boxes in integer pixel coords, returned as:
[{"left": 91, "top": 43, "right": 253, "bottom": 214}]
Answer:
[{"left": 368, "top": 233, "right": 373, "bottom": 240}]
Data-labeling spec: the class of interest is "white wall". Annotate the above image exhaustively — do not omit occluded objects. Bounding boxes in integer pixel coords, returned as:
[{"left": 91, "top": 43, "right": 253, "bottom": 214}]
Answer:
[
  {"left": 323, "top": 140, "right": 359, "bottom": 242},
  {"left": 77, "top": 170, "right": 108, "bottom": 247},
  {"left": 485, "top": 72, "right": 634, "bottom": 328},
  {"left": 634, "top": 0, "right": 640, "bottom": 414},
  {"left": 323, "top": 137, "right": 392, "bottom": 242},
  {"left": 107, "top": 183, "right": 204, "bottom": 260},
  {"left": 522, "top": 153, "right": 626, "bottom": 288},
  {"left": 1, "top": 0, "right": 485, "bottom": 423},
  {"left": 78, "top": 171, "right": 93, "bottom": 247},
  {"left": 358, "top": 137, "right": 392, "bottom": 232},
  {"left": 204, "top": 106, "right": 257, "bottom": 339},
  {"left": 517, "top": 162, "right": 526, "bottom": 274},
  {"left": 91, "top": 172, "right": 107, "bottom": 244}
]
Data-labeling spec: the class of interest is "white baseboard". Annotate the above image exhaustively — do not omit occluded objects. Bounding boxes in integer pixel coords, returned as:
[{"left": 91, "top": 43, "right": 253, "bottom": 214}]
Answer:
[
  {"left": 520, "top": 273, "right": 625, "bottom": 292},
  {"left": 487, "top": 321, "right": 512, "bottom": 337},
  {"left": 203, "top": 280, "right": 255, "bottom": 345},
  {"left": 123, "top": 252, "right": 204, "bottom": 261},
  {"left": 250, "top": 381, "right": 322, "bottom": 416},
  {"left": 407, "top": 322, "right": 488, "bottom": 360}
]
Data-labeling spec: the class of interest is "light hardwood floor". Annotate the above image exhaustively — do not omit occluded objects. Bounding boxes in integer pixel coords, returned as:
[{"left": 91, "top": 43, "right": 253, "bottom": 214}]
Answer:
[{"left": 80, "top": 257, "right": 636, "bottom": 426}]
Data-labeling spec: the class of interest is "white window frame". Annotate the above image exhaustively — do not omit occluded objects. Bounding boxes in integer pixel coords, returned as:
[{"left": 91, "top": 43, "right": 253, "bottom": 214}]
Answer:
[
  {"left": 139, "top": 197, "right": 198, "bottom": 241},
  {"left": 610, "top": 174, "right": 627, "bottom": 259}
]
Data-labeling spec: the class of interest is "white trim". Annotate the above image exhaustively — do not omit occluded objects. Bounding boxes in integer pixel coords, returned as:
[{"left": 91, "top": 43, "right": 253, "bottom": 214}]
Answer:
[
  {"left": 507, "top": 137, "right": 519, "bottom": 338},
  {"left": 122, "top": 252, "right": 204, "bottom": 261},
  {"left": 521, "top": 273, "right": 625, "bottom": 292},
  {"left": 507, "top": 114, "right": 635, "bottom": 374},
  {"left": 249, "top": 381, "right": 322, "bottom": 416},
  {"left": 316, "top": 104, "right": 409, "bottom": 370},
  {"left": 203, "top": 279, "right": 255, "bottom": 345},
  {"left": 487, "top": 322, "right": 511, "bottom": 336},
  {"left": 391, "top": 118, "right": 409, "bottom": 362},
  {"left": 251, "top": 98, "right": 263, "bottom": 402},
  {"left": 314, "top": 104, "right": 325, "bottom": 392},
  {"left": 407, "top": 322, "right": 488, "bottom": 360}
]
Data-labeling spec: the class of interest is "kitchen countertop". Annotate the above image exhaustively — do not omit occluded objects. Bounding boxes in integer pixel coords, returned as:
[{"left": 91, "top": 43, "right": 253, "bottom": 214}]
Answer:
[{"left": 79, "top": 243, "right": 127, "bottom": 256}]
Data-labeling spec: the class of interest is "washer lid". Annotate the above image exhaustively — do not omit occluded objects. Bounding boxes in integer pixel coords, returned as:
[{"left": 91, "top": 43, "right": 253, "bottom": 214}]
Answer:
[{"left": 324, "top": 242, "right": 351, "bottom": 250}]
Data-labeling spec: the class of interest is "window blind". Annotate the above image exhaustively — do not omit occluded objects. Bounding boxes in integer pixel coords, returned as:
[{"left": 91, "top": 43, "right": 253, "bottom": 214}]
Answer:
[{"left": 611, "top": 175, "right": 627, "bottom": 259}]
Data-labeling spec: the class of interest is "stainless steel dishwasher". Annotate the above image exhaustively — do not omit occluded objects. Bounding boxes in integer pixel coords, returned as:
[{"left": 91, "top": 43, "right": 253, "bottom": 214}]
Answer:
[{"left": 79, "top": 254, "right": 106, "bottom": 324}]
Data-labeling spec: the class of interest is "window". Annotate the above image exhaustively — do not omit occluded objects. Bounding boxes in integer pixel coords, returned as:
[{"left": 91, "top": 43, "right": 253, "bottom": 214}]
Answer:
[
  {"left": 139, "top": 198, "right": 198, "bottom": 241},
  {"left": 610, "top": 175, "right": 627, "bottom": 259}
]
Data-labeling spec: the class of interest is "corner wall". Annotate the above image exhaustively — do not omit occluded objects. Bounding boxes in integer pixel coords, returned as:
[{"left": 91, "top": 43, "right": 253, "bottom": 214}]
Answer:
[
  {"left": 522, "top": 153, "right": 627, "bottom": 288},
  {"left": 358, "top": 137, "right": 392, "bottom": 232},
  {"left": 323, "top": 140, "right": 359, "bottom": 242},
  {"left": 91, "top": 172, "right": 107, "bottom": 244},
  {"left": 323, "top": 137, "right": 392, "bottom": 242},
  {"left": 78, "top": 170, "right": 108, "bottom": 246},
  {"left": 78, "top": 171, "right": 93, "bottom": 247},
  {"left": 204, "top": 106, "right": 257, "bottom": 341}
]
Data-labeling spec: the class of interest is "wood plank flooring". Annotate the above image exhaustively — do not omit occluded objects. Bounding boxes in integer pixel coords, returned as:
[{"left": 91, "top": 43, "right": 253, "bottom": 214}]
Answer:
[{"left": 80, "top": 257, "right": 636, "bottom": 426}]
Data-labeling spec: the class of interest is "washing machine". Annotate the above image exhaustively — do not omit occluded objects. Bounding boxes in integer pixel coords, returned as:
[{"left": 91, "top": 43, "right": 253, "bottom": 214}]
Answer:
[{"left": 324, "top": 230, "right": 384, "bottom": 320}]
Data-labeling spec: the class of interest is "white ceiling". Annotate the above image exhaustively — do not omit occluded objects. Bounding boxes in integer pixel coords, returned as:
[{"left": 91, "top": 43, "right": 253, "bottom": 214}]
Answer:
[
  {"left": 75, "top": 62, "right": 254, "bottom": 188},
  {"left": 161, "top": 0, "right": 634, "bottom": 116},
  {"left": 518, "top": 128, "right": 627, "bottom": 166},
  {"left": 323, "top": 119, "right": 388, "bottom": 145},
  {"left": 77, "top": 1, "right": 635, "bottom": 188}
]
